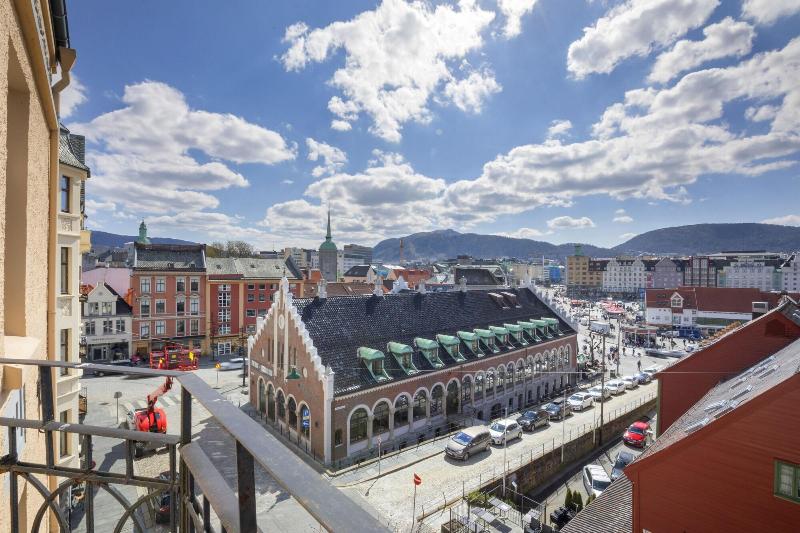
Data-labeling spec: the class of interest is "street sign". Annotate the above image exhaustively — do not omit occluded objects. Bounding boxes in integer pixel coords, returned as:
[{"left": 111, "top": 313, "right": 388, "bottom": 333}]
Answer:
[
  {"left": 413, "top": 473, "right": 422, "bottom": 486},
  {"left": 215, "top": 363, "right": 221, "bottom": 369},
  {"left": 113, "top": 391, "right": 122, "bottom": 399}
]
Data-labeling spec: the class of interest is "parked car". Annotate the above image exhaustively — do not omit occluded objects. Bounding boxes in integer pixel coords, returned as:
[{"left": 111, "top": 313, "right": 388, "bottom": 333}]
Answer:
[
  {"left": 549, "top": 506, "right": 576, "bottom": 529},
  {"left": 642, "top": 364, "right": 662, "bottom": 376},
  {"left": 516, "top": 409, "right": 550, "bottom": 431},
  {"left": 445, "top": 426, "right": 491, "bottom": 461},
  {"left": 634, "top": 372, "right": 652, "bottom": 385},
  {"left": 620, "top": 375, "right": 639, "bottom": 389},
  {"left": 623, "top": 421, "right": 650, "bottom": 448},
  {"left": 489, "top": 419, "right": 523, "bottom": 445},
  {"left": 543, "top": 398, "right": 571, "bottom": 420},
  {"left": 93, "top": 359, "right": 135, "bottom": 377},
  {"left": 610, "top": 451, "right": 636, "bottom": 481},
  {"left": 605, "top": 379, "right": 627, "bottom": 395},
  {"left": 220, "top": 357, "right": 244, "bottom": 370},
  {"left": 567, "top": 392, "right": 594, "bottom": 411},
  {"left": 582, "top": 464, "right": 612, "bottom": 498},
  {"left": 588, "top": 385, "right": 611, "bottom": 402}
]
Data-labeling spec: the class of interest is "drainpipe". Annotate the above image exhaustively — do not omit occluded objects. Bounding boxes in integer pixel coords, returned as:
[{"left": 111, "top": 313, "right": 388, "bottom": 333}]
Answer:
[{"left": 51, "top": 47, "right": 76, "bottom": 114}]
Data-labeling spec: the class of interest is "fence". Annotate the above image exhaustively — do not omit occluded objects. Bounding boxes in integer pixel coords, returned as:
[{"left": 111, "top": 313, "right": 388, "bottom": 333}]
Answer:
[{"left": 417, "top": 390, "right": 656, "bottom": 521}]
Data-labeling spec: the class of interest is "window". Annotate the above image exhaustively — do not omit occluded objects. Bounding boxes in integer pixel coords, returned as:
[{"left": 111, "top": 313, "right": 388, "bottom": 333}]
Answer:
[
  {"left": 775, "top": 460, "right": 800, "bottom": 503},
  {"left": 155, "top": 321, "right": 166, "bottom": 335},
  {"left": 373, "top": 402, "right": 390, "bottom": 434},
  {"left": 140, "top": 277, "right": 151, "bottom": 294},
  {"left": 218, "top": 289, "right": 230, "bottom": 307},
  {"left": 259, "top": 294, "right": 266, "bottom": 302},
  {"left": 60, "top": 247, "right": 69, "bottom": 294},
  {"left": 87, "top": 302, "right": 99, "bottom": 315},
  {"left": 155, "top": 300, "right": 166, "bottom": 314},
  {"left": 248, "top": 283, "right": 255, "bottom": 290},
  {"left": 59, "top": 329, "right": 70, "bottom": 375},
  {"left": 101, "top": 302, "right": 113, "bottom": 315},
  {"left": 60, "top": 176, "right": 70, "bottom": 213},
  {"left": 190, "top": 320, "right": 199, "bottom": 336},
  {"left": 218, "top": 342, "right": 232, "bottom": 355},
  {"left": 156, "top": 277, "right": 166, "bottom": 293},
  {"left": 85, "top": 321, "right": 95, "bottom": 335},
  {"left": 349, "top": 408, "right": 368, "bottom": 443},
  {"left": 218, "top": 325, "right": 231, "bottom": 335},
  {"left": 246, "top": 309, "right": 256, "bottom": 318},
  {"left": 140, "top": 298, "right": 151, "bottom": 316},
  {"left": 190, "top": 297, "right": 199, "bottom": 315},
  {"left": 394, "top": 396, "right": 409, "bottom": 426},
  {"left": 176, "top": 320, "right": 185, "bottom": 336},
  {"left": 190, "top": 277, "right": 199, "bottom": 292},
  {"left": 413, "top": 391, "right": 428, "bottom": 420},
  {"left": 176, "top": 298, "right": 185, "bottom": 315},
  {"left": 258, "top": 309, "right": 267, "bottom": 317},
  {"left": 259, "top": 283, "right": 266, "bottom": 290},
  {"left": 103, "top": 320, "right": 113, "bottom": 334},
  {"left": 431, "top": 386, "right": 443, "bottom": 416},
  {"left": 115, "top": 319, "right": 125, "bottom": 333},
  {"left": 246, "top": 325, "right": 256, "bottom": 334},
  {"left": 59, "top": 411, "right": 69, "bottom": 457},
  {"left": 140, "top": 322, "right": 150, "bottom": 339},
  {"left": 176, "top": 277, "right": 186, "bottom": 292},
  {"left": 218, "top": 309, "right": 231, "bottom": 322},
  {"left": 247, "top": 294, "right": 255, "bottom": 302}
]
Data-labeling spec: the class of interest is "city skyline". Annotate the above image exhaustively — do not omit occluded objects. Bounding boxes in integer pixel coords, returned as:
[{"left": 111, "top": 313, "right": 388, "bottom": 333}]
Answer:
[{"left": 63, "top": 1, "right": 800, "bottom": 249}]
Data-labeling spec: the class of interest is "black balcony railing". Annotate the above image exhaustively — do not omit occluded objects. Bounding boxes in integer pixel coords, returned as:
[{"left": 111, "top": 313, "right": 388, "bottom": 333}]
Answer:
[{"left": 0, "top": 358, "right": 388, "bottom": 533}]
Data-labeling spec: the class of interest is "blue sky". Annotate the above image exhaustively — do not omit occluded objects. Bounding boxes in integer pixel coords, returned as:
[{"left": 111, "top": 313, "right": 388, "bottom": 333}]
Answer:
[{"left": 63, "top": 0, "right": 800, "bottom": 249}]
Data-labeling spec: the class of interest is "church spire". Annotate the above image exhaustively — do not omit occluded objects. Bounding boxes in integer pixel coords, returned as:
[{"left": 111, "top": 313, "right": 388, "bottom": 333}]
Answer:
[
  {"left": 325, "top": 207, "right": 332, "bottom": 241},
  {"left": 137, "top": 219, "right": 151, "bottom": 245}
]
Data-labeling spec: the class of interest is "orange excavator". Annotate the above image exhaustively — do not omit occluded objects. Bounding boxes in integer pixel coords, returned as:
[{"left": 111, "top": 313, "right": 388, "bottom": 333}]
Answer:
[{"left": 129, "top": 377, "right": 172, "bottom": 457}]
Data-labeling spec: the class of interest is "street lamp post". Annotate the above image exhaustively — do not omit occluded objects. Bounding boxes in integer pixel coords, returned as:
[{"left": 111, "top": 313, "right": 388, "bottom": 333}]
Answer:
[
  {"left": 560, "top": 380, "right": 568, "bottom": 462},
  {"left": 503, "top": 407, "right": 509, "bottom": 496}
]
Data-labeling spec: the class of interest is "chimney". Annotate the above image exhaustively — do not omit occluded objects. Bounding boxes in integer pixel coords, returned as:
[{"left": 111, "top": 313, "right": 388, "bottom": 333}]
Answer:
[
  {"left": 374, "top": 275, "right": 384, "bottom": 297},
  {"left": 317, "top": 278, "right": 328, "bottom": 299}
]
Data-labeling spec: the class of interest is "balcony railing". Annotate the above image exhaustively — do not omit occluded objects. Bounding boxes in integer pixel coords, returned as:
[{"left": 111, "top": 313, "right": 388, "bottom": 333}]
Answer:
[{"left": 0, "top": 358, "right": 388, "bottom": 533}]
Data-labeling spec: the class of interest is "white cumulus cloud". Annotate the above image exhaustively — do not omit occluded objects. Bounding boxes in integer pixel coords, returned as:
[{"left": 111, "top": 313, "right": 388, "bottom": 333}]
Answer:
[
  {"left": 547, "top": 216, "right": 596, "bottom": 229},
  {"left": 281, "top": 0, "right": 499, "bottom": 142},
  {"left": 762, "top": 214, "right": 800, "bottom": 226},
  {"left": 648, "top": 17, "right": 754, "bottom": 84},
  {"left": 306, "top": 138, "right": 347, "bottom": 177},
  {"left": 60, "top": 73, "right": 87, "bottom": 119},
  {"left": 613, "top": 208, "right": 634, "bottom": 223},
  {"left": 567, "top": 0, "right": 719, "bottom": 79},
  {"left": 742, "top": 0, "right": 800, "bottom": 26},
  {"left": 497, "top": 0, "right": 538, "bottom": 38},
  {"left": 547, "top": 119, "right": 573, "bottom": 139}
]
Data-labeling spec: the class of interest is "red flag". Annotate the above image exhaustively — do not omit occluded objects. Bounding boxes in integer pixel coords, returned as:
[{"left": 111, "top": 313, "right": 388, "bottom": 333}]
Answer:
[{"left": 413, "top": 473, "right": 422, "bottom": 486}]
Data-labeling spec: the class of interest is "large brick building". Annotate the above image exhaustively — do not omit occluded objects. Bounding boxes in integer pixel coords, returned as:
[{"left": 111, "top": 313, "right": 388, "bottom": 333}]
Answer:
[
  {"left": 206, "top": 257, "right": 304, "bottom": 357},
  {"left": 131, "top": 242, "right": 207, "bottom": 356},
  {"left": 248, "top": 279, "right": 578, "bottom": 464}
]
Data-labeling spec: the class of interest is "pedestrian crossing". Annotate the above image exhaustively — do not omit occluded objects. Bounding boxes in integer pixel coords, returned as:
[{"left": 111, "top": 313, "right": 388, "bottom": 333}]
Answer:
[{"left": 120, "top": 393, "right": 180, "bottom": 415}]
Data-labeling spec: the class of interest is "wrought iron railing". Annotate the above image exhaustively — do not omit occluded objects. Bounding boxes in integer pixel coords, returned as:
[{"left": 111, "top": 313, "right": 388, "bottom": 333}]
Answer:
[{"left": 0, "top": 358, "right": 388, "bottom": 532}]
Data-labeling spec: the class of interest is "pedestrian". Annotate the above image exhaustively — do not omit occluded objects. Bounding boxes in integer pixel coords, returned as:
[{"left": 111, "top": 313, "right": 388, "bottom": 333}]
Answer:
[{"left": 637, "top": 360, "right": 641, "bottom": 372}]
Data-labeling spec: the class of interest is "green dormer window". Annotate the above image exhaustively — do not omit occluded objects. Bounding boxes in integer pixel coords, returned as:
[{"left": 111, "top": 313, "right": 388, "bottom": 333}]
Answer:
[
  {"left": 531, "top": 319, "right": 552, "bottom": 338},
  {"left": 542, "top": 317, "right": 562, "bottom": 335},
  {"left": 489, "top": 326, "right": 510, "bottom": 347},
  {"left": 414, "top": 338, "right": 444, "bottom": 368},
  {"left": 518, "top": 321, "right": 541, "bottom": 342},
  {"left": 358, "top": 347, "right": 391, "bottom": 382},
  {"left": 504, "top": 323, "right": 527, "bottom": 346},
  {"left": 474, "top": 329, "right": 499, "bottom": 353},
  {"left": 436, "top": 334, "right": 465, "bottom": 362},
  {"left": 457, "top": 331, "right": 482, "bottom": 357},
  {"left": 387, "top": 342, "right": 418, "bottom": 375}
]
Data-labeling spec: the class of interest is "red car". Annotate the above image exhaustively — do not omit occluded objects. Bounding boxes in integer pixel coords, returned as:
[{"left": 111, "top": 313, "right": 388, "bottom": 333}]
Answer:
[{"left": 623, "top": 421, "right": 649, "bottom": 447}]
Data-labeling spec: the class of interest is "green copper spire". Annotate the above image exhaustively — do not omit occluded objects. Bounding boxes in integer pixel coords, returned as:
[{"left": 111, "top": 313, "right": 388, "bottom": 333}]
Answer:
[
  {"left": 326, "top": 207, "right": 332, "bottom": 240},
  {"left": 319, "top": 208, "right": 337, "bottom": 252},
  {"left": 137, "top": 219, "right": 151, "bottom": 245}
]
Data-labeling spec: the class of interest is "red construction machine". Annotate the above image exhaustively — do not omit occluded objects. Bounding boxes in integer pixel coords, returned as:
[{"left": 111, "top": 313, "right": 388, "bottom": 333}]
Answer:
[
  {"left": 128, "top": 376, "right": 173, "bottom": 457},
  {"left": 149, "top": 343, "right": 198, "bottom": 371}
]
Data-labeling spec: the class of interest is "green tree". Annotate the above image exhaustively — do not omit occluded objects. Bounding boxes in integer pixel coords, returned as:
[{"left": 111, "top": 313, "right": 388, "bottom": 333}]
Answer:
[
  {"left": 564, "top": 487, "right": 573, "bottom": 511},
  {"left": 574, "top": 492, "right": 584, "bottom": 512},
  {"left": 206, "top": 240, "right": 258, "bottom": 258}
]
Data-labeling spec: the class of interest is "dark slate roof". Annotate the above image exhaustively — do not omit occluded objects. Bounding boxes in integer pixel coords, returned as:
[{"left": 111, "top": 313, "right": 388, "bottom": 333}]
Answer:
[
  {"left": 134, "top": 243, "right": 206, "bottom": 271},
  {"left": 58, "top": 125, "right": 89, "bottom": 172},
  {"left": 293, "top": 287, "right": 576, "bottom": 396},
  {"left": 453, "top": 267, "right": 503, "bottom": 286},
  {"left": 636, "top": 336, "right": 800, "bottom": 463},
  {"left": 344, "top": 265, "right": 371, "bottom": 277},
  {"left": 561, "top": 476, "right": 632, "bottom": 533}
]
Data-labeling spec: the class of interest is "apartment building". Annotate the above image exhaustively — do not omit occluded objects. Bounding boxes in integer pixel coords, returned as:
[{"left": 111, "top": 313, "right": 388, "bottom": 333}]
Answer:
[
  {"left": 1, "top": 0, "right": 81, "bottom": 529},
  {"left": 206, "top": 257, "right": 303, "bottom": 357},
  {"left": 131, "top": 241, "right": 207, "bottom": 357},
  {"left": 782, "top": 255, "right": 800, "bottom": 292},
  {"left": 602, "top": 257, "right": 646, "bottom": 293},
  {"left": 82, "top": 282, "right": 132, "bottom": 362},
  {"left": 651, "top": 257, "right": 682, "bottom": 289}
]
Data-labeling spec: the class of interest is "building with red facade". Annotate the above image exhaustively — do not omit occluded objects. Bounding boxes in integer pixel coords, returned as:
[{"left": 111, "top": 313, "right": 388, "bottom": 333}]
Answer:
[
  {"left": 131, "top": 242, "right": 207, "bottom": 356},
  {"left": 563, "top": 298, "right": 800, "bottom": 533},
  {"left": 206, "top": 257, "right": 304, "bottom": 357}
]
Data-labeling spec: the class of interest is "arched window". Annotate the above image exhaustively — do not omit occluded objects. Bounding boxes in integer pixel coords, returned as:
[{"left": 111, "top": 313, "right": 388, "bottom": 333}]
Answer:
[
  {"left": 486, "top": 369, "right": 495, "bottom": 397},
  {"left": 300, "top": 404, "right": 310, "bottom": 439},
  {"left": 535, "top": 354, "right": 543, "bottom": 375},
  {"left": 462, "top": 376, "right": 472, "bottom": 405},
  {"left": 350, "top": 408, "right": 368, "bottom": 444},
  {"left": 276, "top": 390, "right": 285, "bottom": 419},
  {"left": 474, "top": 373, "right": 484, "bottom": 401},
  {"left": 516, "top": 360, "right": 524, "bottom": 384},
  {"left": 373, "top": 401, "right": 390, "bottom": 434},
  {"left": 431, "top": 385, "right": 444, "bottom": 416},
  {"left": 525, "top": 357, "right": 533, "bottom": 379},
  {"left": 394, "top": 395, "right": 410, "bottom": 426},
  {"left": 506, "top": 363, "right": 514, "bottom": 388},
  {"left": 496, "top": 366, "right": 505, "bottom": 394},
  {"left": 287, "top": 397, "right": 297, "bottom": 428},
  {"left": 413, "top": 390, "right": 428, "bottom": 420},
  {"left": 267, "top": 384, "right": 275, "bottom": 421}
]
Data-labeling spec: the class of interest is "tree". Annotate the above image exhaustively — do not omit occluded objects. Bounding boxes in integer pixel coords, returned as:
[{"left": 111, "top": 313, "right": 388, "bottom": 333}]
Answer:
[
  {"left": 564, "top": 487, "right": 573, "bottom": 510},
  {"left": 574, "top": 491, "right": 583, "bottom": 512},
  {"left": 206, "top": 240, "right": 258, "bottom": 258}
]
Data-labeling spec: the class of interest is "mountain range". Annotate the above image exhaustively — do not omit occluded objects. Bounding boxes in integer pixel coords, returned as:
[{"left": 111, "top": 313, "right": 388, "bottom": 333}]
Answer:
[
  {"left": 89, "top": 230, "right": 195, "bottom": 249},
  {"left": 372, "top": 223, "right": 800, "bottom": 262}
]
